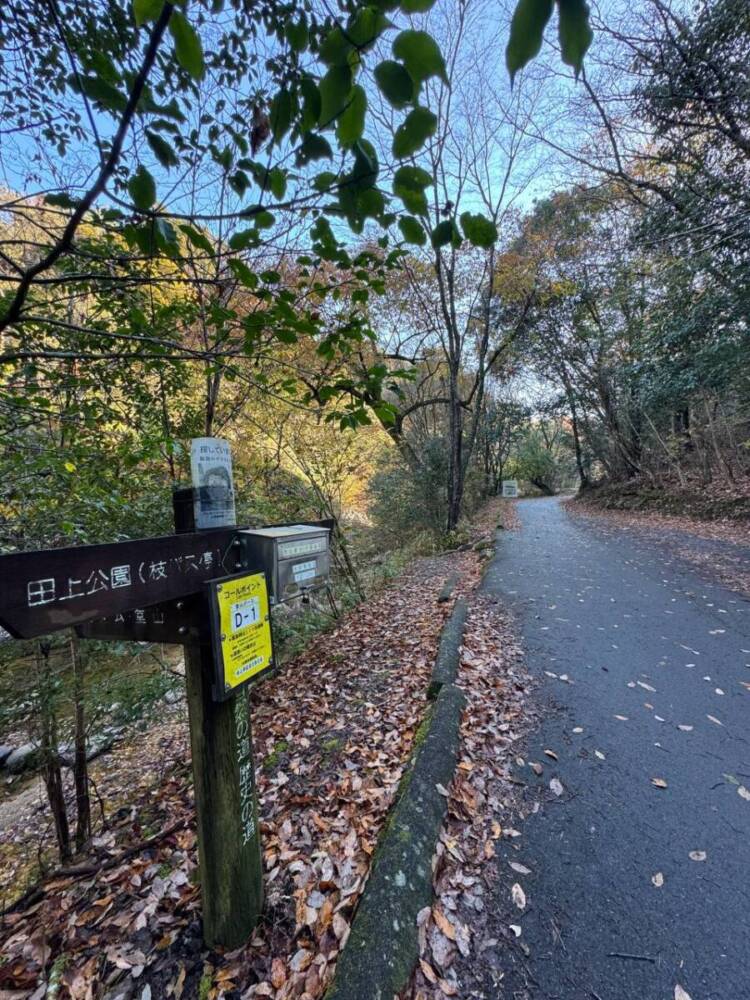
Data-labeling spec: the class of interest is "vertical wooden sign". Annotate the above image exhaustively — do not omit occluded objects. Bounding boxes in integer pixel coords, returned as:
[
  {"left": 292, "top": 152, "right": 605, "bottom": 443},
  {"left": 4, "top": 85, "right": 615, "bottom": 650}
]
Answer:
[{"left": 174, "top": 486, "right": 263, "bottom": 948}]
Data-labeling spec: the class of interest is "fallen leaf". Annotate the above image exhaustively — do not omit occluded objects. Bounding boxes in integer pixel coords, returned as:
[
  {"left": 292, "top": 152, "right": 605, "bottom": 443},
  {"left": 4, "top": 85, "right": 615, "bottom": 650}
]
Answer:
[
  {"left": 549, "top": 777, "right": 564, "bottom": 797},
  {"left": 543, "top": 749, "right": 558, "bottom": 761},
  {"left": 651, "top": 872, "right": 664, "bottom": 887},
  {"left": 572, "top": 727, "right": 583, "bottom": 734},
  {"left": 594, "top": 750, "right": 606, "bottom": 760},
  {"left": 509, "top": 862, "right": 531, "bottom": 875},
  {"left": 707, "top": 715, "right": 723, "bottom": 726},
  {"left": 420, "top": 959, "right": 438, "bottom": 985},
  {"left": 614, "top": 715, "right": 628, "bottom": 721},
  {"left": 509, "top": 924, "right": 522, "bottom": 937},
  {"left": 432, "top": 908, "right": 457, "bottom": 941},
  {"left": 529, "top": 762, "right": 543, "bottom": 776},
  {"left": 677, "top": 724, "right": 693, "bottom": 732},
  {"left": 675, "top": 986, "right": 692, "bottom": 1000},
  {"left": 651, "top": 777, "right": 668, "bottom": 789},
  {"left": 689, "top": 850, "right": 707, "bottom": 862},
  {"left": 271, "top": 958, "right": 286, "bottom": 989},
  {"left": 511, "top": 883, "right": 526, "bottom": 909},
  {"left": 738, "top": 786, "right": 750, "bottom": 802}
]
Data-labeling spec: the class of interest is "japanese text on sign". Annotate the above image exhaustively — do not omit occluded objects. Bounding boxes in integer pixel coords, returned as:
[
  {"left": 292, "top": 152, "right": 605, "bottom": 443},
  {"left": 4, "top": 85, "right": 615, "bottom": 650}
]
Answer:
[
  {"left": 234, "top": 695, "right": 256, "bottom": 844},
  {"left": 213, "top": 572, "right": 273, "bottom": 693},
  {"left": 25, "top": 549, "right": 218, "bottom": 609},
  {"left": 191, "top": 437, "right": 236, "bottom": 529}
]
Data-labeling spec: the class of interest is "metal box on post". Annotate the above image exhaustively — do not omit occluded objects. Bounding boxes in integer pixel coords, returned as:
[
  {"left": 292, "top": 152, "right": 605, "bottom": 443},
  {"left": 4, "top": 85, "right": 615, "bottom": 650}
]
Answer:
[{"left": 237, "top": 524, "right": 330, "bottom": 604}]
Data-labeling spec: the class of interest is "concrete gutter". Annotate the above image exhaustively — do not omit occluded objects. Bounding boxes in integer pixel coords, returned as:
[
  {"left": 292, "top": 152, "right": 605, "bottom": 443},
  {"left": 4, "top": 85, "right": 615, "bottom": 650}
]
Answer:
[{"left": 325, "top": 598, "right": 469, "bottom": 1000}]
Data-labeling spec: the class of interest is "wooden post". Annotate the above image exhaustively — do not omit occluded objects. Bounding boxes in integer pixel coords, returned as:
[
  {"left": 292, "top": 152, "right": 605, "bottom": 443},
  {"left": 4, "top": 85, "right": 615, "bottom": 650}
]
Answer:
[{"left": 174, "top": 489, "right": 263, "bottom": 948}]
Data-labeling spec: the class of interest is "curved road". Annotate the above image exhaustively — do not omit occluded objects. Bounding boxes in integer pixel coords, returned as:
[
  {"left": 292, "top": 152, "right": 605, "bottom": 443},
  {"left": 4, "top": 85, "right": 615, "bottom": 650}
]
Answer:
[{"left": 481, "top": 498, "right": 750, "bottom": 1000}]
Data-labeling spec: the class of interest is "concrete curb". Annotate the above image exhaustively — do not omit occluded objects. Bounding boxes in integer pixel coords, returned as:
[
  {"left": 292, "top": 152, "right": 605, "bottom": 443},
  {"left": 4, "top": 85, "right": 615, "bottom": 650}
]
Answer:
[
  {"left": 437, "top": 572, "right": 458, "bottom": 603},
  {"left": 324, "top": 681, "right": 466, "bottom": 1000},
  {"left": 428, "top": 597, "right": 467, "bottom": 698}
]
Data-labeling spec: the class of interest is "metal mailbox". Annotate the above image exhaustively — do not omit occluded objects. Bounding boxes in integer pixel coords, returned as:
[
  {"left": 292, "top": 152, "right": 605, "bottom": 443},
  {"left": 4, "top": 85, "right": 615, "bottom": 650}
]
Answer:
[{"left": 237, "top": 524, "right": 330, "bottom": 604}]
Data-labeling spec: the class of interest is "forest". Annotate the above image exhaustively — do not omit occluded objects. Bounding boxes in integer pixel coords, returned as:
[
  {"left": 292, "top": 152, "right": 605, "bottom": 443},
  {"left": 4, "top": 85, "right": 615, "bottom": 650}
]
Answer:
[{"left": 0, "top": 0, "right": 748, "bottom": 996}]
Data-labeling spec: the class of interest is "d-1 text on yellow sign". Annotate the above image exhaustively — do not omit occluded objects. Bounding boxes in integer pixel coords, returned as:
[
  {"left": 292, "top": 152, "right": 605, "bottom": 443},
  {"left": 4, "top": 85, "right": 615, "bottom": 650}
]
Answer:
[{"left": 216, "top": 572, "right": 273, "bottom": 692}]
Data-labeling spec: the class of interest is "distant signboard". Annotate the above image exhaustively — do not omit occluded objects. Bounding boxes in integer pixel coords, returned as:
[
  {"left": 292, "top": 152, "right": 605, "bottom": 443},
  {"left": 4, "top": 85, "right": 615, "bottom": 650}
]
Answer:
[
  {"left": 190, "top": 438, "right": 236, "bottom": 529},
  {"left": 209, "top": 572, "right": 273, "bottom": 699},
  {"left": 502, "top": 480, "right": 519, "bottom": 498}
]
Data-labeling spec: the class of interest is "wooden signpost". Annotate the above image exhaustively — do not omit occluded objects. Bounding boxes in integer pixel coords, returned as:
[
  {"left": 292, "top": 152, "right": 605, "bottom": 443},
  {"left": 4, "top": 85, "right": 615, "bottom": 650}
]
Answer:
[{"left": 0, "top": 440, "right": 331, "bottom": 948}]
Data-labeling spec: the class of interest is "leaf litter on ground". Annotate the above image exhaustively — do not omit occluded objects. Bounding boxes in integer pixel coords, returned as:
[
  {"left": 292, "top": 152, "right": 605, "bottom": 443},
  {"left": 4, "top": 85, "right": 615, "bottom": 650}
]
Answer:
[
  {"left": 0, "top": 527, "right": 491, "bottom": 999},
  {"left": 401, "top": 593, "right": 537, "bottom": 1000}
]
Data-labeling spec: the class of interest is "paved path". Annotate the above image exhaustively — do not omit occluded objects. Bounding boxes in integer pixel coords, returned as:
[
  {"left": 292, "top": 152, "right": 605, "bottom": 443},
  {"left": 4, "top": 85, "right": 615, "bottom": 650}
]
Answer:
[{"left": 481, "top": 498, "right": 750, "bottom": 1000}]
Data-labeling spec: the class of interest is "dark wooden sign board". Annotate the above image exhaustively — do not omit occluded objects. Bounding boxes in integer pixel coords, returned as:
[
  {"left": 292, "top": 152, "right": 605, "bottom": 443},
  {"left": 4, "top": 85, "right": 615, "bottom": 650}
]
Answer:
[
  {"left": 0, "top": 528, "right": 238, "bottom": 639},
  {"left": 0, "top": 491, "right": 333, "bottom": 948}
]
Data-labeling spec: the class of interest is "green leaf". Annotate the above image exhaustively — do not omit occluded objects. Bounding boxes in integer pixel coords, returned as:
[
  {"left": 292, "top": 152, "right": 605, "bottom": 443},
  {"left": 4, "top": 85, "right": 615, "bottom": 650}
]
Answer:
[
  {"left": 558, "top": 0, "right": 593, "bottom": 78},
  {"left": 300, "top": 77, "right": 322, "bottom": 130},
  {"left": 169, "top": 10, "right": 205, "bottom": 80},
  {"left": 268, "top": 167, "right": 287, "bottom": 199},
  {"left": 128, "top": 165, "right": 156, "bottom": 210},
  {"left": 400, "top": 0, "right": 436, "bottom": 10},
  {"left": 460, "top": 211, "right": 497, "bottom": 247},
  {"left": 229, "top": 228, "right": 260, "bottom": 251},
  {"left": 297, "top": 132, "right": 334, "bottom": 165},
  {"left": 351, "top": 139, "right": 379, "bottom": 189},
  {"left": 392, "top": 30, "right": 448, "bottom": 84},
  {"left": 506, "top": 0, "right": 553, "bottom": 83},
  {"left": 270, "top": 89, "right": 293, "bottom": 143},
  {"left": 358, "top": 187, "right": 386, "bottom": 219},
  {"left": 399, "top": 215, "right": 427, "bottom": 245},
  {"left": 73, "top": 75, "right": 127, "bottom": 113},
  {"left": 347, "top": 8, "right": 391, "bottom": 51},
  {"left": 285, "top": 17, "right": 309, "bottom": 53},
  {"left": 337, "top": 85, "right": 367, "bottom": 147},
  {"left": 228, "top": 170, "right": 250, "bottom": 196},
  {"left": 318, "top": 27, "right": 352, "bottom": 67},
  {"left": 146, "top": 130, "right": 179, "bottom": 168},
  {"left": 154, "top": 217, "right": 179, "bottom": 256},
  {"left": 250, "top": 209, "right": 275, "bottom": 229},
  {"left": 313, "top": 171, "right": 338, "bottom": 192},
  {"left": 318, "top": 65, "right": 353, "bottom": 128},
  {"left": 374, "top": 60, "right": 415, "bottom": 108},
  {"left": 133, "top": 0, "right": 163, "bottom": 26},
  {"left": 44, "top": 192, "right": 80, "bottom": 209},
  {"left": 229, "top": 259, "right": 258, "bottom": 287},
  {"left": 431, "top": 219, "right": 461, "bottom": 248},
  {"left": 393, "top": 165, "right": 432, "bottom": 214},
  {"left": 392, "top": 106, "right": 437, "bottom": 158},
  {"left": 179, "top": 224, "right": 214, "bottom": 255}
]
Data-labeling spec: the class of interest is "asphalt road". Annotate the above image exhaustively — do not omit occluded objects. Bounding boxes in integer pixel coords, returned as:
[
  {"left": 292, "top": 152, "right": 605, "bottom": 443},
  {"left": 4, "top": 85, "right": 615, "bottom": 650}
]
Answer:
[{"left": 481, "top": 498, "right": 750, "bottom": 1000}]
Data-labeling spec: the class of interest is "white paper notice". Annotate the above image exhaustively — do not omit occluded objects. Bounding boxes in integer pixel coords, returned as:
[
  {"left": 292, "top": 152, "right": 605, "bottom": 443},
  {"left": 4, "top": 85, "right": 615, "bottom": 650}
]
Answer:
[{"left": 190, "top": 437, "right": 236, "bottom": 529}]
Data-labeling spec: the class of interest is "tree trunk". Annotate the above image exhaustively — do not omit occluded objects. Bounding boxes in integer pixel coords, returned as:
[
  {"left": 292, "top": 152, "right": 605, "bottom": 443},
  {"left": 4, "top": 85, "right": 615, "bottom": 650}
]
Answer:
[
  {"left": 531, "top": 478, "right": 555, "bottom": 496},
  {"left": 71, "top": 633, "right": 91, "bottom": 852},
  {"left": 562, "top": 376, "right": 588, "bottom": 491},
  {"left": 37, "top": 642, "right": 71, "bottom": 863},
  {"left": 446, "top": 373, "right": 464, "bottom": 532}
]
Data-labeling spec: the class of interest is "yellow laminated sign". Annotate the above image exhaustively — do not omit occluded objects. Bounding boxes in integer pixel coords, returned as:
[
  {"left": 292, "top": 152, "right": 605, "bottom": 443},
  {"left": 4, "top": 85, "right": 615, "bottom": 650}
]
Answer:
[{"left": 214, "top": 572, "right": 273, "bottom": 692}]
